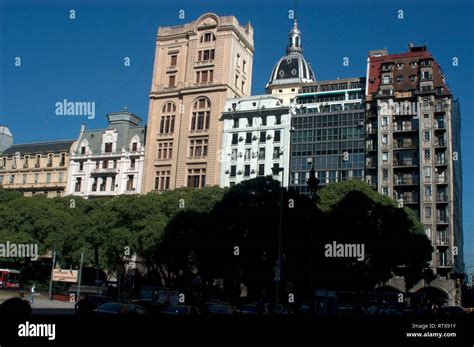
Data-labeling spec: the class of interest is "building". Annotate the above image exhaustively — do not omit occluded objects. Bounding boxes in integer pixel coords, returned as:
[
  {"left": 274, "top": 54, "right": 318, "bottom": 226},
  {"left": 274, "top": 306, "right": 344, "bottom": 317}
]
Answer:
[
  {"left": 265, "top": 19, "right": 315, "bottom": 105},
  {"left": 365, "top": 44, "right": 463, "bottom": 305},
  {"left": 66, "top": 110, "right": 146, "bottom": 198},
  {"left": 0, "top": 126, "right": 74, "bottom": 197},
  {"left": 142, "top": 13, "right": 254, "bottom": 192},
  {"left": 219, "top": 95, "right": 291, "bottom": 187},
  {"left": 290, "top": 77, "right": 366, "bottom": 195}
]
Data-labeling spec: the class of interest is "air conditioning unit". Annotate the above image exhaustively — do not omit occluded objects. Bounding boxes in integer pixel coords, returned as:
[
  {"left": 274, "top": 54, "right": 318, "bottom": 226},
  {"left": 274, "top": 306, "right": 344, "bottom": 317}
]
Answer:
[
  {"left": 239, "top": 152, "right": 243, "bottom": 158},
  {"left": 252, "top": 135, "right": 258, "bottom": 141},
  {"left": 251, "top": 169, "right": 256, "bottom": 174},
  {"left": 225, "top": 169, "right": 230, "bottom": 174},
  {"left": 238, "top": 170, "right": 243, "bottom": 175},
  {"left": 239, "top": 136, "right": 244, "bottom": 141},
  {"left": 252, "top": 152, "right": 257, "bottom": 159},
  {"left": 267, "top": 134, "right": 272, "bottom": 140}
]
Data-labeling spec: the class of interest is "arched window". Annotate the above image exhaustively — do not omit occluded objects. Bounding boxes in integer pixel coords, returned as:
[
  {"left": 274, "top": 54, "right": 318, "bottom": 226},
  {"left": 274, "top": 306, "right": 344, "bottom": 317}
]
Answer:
[
  {"left": 191, "top": 98, "right": 211, "bottom": 131},
  {"left": 200, "top": 32, "right": 216, "bottom": 43},
  {"left": 160, "top": 102, "right": 176, "bottom": 134}
]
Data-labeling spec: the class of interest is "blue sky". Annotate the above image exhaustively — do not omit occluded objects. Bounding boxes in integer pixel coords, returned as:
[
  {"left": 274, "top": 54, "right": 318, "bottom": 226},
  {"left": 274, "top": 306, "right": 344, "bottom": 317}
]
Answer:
[{"left": 0, "top": 0, "right": 473, "bottom": 270}]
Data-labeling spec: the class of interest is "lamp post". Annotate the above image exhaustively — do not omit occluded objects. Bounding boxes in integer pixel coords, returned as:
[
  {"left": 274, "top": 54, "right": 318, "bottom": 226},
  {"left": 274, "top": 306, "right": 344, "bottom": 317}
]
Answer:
[{"left": 272, "top": 165, "right": 285, "bottom": 313}]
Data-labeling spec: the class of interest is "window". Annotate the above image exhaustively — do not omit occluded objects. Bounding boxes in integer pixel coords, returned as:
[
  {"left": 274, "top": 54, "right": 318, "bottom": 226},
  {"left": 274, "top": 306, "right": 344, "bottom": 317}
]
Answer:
[
  {"left": 191, "top": 98, "right": 211, "bottom": 131},
  {"left": 47, "top": 154, "right": 53, "bottom": 167},
  {"left": 170, "top": 54, "right": 177, "bottom": 66},
  {"left": 232, "top": 133, "right": 238, "bottom": 145},
  {"left": 95, "top": 161, "right": 100, "bottom": 169},
  {"left": 425, "top": 186, "right": 432, "bottom": 197},
  {"left": 245, "top": 132, "right": 252, "bottom": 144},
  {"left": 383, "top": 169, "right": 388, "bottom": 179},
  {"left": 233, "top": 119, "right": 239, "bottom": 128},
  {"left": 260, "top": 131, "right": 266, "bottom": 143},
  {"left": 273, "top": 146, "right": 280, "bottom": 159},
  {"left": 230, "top": 165, "right": 236, "bottom": 177},
  {"left": 157, "top": 141, "right": 173, "bottom": 160},
  {"left": 80, "top": 146, "right": 86, "bottom": 155},
  {"left": 130, "top": 158, "right": 136, "bottom": 170},
  {"left": 242, "top": 60, "right": 246, "bottom": 73},
  {"left": 104, "top": 143, "right": 113, "bottom": 153},
  {"left": 424, "top": 149, "right": 431, "bottom": 160},
  {"left": 396, "top": 75, "right": 403, "bottom": 83},
  {"left": 46, "top": 173, "right": 51, "bottom": 184},
  {"left": 261, "top": 117, "right": 267, "bottom": 126},
  {"left": 424, "top": 131, "right": 430, "bottom": 141},
  {"left": 22, "top": 174, "right": 27, "bottom": 184},
  {"left": 102, "top": 160, "right": 108, "bottom": 169},
  {"left": 126, "top": 175, "right": 134, "bottom": 191},
  {"left": 236, "top": 53, "right": 240, "bottom": 66},
  {"left": 198, "top": 49, "right": 215, "bottom": 61},
  {"left": 187, "top": 168, "right": 206, "bottom": 188},
  {"left": 231, "top": 148, "right": 237, "bottom": 161},
  {"left": 423, "top": 99, "right": 429, "bottom": 107},
  {"left": 58, "top": 172, "right": 64, "bottom": 182},
  {"left": 74, "top": 178, "right": 82, "bottom": 192},
  {"left": 382, "top": 117, "right": 388, "bottom": 126},
  {"left": 244, "top": 165, "right": 250, "bottom": 177},
  {"left": 241, "top": 80, "right": 245, "bottom": 91},
  {"left": 258, "top": 164, "right": 265, "bottom": 176},
  {"left": 247, "top": 117, "right": 253, "bottom": 127},
  {"left": 79, "top": 161, "right": 84, "bottom": 171},
  {"left": 235, "top": 75, "right": 238, "bottom": 87},
  {"left": 272, "top": 163, "right": 280, "bottom": 175},
  {"left": 274, "top": 130, "right": 281, "bottom": 142},
  {"left": 196, "top": 70, "right": 213, "bottom": 83},
  {"left": 425, "top": 207, "right": 432, "bottom": 218},
  {"left": 154, "top": 170, "right": 171, "bottom": 191},
  {"left": 382, "top": 152, "right": 388, "bottom": 161},
  {"left": 275, "top": 115, "right": 281, "bottom": 125},
  {"left": 168, "top": 75, "right": 176, "bottom": 87},
  {"left": 189, "top": 138, "right": 208, "bottom": 157},
  {"left": 201, "top": 32, "right": 215, "bottom": 43},
  {"left": 382, "top": 134, "right": 388, "bottom": 144},
  {"left": 382, "top": 187, "right": 388, "bottom": 196},
  {"left": 160, "top": 102, "right": 176, "bottom": 134},
  {"left": 257, "top": 147, "right": 265, "bottom": 160},
  {"left": 60, "top": 153, "right": 66, "bottom": 166},
  {"left": 34, "top": 173, "right": 39, "bottom": 183},
  {"left": 244, "top": 148, "right": 251, "bottom": 160},
  {"left": 0, "top": 175, "right": 3, "bottom": 184},
  {"left": 132, "top": 142, "right": 138, "bottom": 151}
]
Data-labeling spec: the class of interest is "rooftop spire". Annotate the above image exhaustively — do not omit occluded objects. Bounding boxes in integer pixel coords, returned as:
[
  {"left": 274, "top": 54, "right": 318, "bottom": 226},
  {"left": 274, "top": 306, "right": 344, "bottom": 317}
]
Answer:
[{"left": 287, "top": 19, "right": 302, "bottom": 54}]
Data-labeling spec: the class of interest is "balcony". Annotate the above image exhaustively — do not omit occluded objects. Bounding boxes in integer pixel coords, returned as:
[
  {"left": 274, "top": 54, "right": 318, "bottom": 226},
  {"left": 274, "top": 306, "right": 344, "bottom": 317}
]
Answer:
[
  {"left": 435, "top": 122, "right": 446, "bottom": 130},
  {"left": 436, "top": 217, "right": 449, "bottom": 224},
  {"left": 366, "top": 128, "right": 377, "bottom": 135},
  {"left": 397, "top": 196, "right": 419, "bottom": 204},
  {"left": 393, "top": 177, "right": 419, "bottom": 186},
  {"left": 393, "top": 144, "right": 417, "bottom": 150},
  {"left": 437, "top": 238, "right": 449, "bottom": 247},
  {"left": 393, "top": 126, "right": 418, "bottom": 133},
  {"left": 393, "top": 159, "right": 418, "bottom": 168},
  {"left": 434, "top": 139, "right": 446, "bottom": 147},
  {"left": 435, "top": 158, "right": 447, "bottom": 166},
  {"left": 435, "top": 176, "right": 447, "bottom": 184},
  {"left": 35, "top": 163, "right": 40, "bottom": 168},
  {"left": 436, "top": 260, "right": 452, "bottom": 268},
  {"left": 436, "top": 194, "right": 448, "bottom": 203},
  {"left": 23, "top": 164, "right": 29, "bottom": 169},
  {"left": 91, "top": 168, "right": 118, "bottom": 175}
]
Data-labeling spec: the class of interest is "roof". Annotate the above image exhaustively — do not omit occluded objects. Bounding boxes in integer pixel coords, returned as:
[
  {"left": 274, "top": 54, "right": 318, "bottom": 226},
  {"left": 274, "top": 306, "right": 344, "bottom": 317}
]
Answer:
[
  {"left": 367, "top": 48, "right": 450, "bottom": 95},
  {"left": 1, "top": 140, "right": 75, "bottom": 156}
]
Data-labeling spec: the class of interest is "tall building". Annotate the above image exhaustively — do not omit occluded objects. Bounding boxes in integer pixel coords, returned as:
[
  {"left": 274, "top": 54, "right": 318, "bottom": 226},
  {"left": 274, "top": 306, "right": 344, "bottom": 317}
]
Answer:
[
  {"left": 290, "top": 78, "right": 366, "bottom": 194},
  {"left": 219, "top": 95, "right": 290, "bottom": 187},
  {"left": 66, "top": 110, "right": 146, "bottom": 198},
  {"left": 0, "top": 126, "right": 74, "bottom": 197},
  {"left": 142, "top": 13, "right": 254, "bottom": 192},
  {"left": 365, "top": 45, "right": 463, "bottom": 305},
  {"left": 266, "top": 20, "right": 315, "bottom": 105}
]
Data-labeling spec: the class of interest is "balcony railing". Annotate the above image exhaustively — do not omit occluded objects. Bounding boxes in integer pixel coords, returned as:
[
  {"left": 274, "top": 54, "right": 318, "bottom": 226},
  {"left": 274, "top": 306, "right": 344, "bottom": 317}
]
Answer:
[
  {"left": 435, "top": 176, "right": 447, "bottom": 184},
  {"left": 394, "top": 177, "right": 419, "bottom": 185},
  {"left": 436, "top": 194, "right": 448, "bottom": 202},
  {"left": 393, "top": 159, "right": 418, "bottom": 167},
  {"left": 435, "top": 158, "right": 447, "bottom": 165},
  {"left": 393, "top": 144, "right": 417, "bottom": 150},
  {"left": 437, "top": 238, "right": 449, "bottom": 246},
  {"left": 91, "top": 168, "right": 119, "bottom": 174},
  {"left": 437, "top": 217, "right": 449, "bottom": 224},
  {"left": 436, "top": 260, "right": 453, "bottom": 268}
]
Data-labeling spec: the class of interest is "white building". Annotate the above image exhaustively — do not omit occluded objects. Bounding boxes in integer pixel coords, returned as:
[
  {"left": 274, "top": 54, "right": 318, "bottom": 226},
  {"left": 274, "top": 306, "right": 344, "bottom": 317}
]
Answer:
[
  {"left": 219, "top": 95, "right": 291, "bottom": 187},
  {"left": 66, "top": 110, "right": 146, "bottom": 198}
]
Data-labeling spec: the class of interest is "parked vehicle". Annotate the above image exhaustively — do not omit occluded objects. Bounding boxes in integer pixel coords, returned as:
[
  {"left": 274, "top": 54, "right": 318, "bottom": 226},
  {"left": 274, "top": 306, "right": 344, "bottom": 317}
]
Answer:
[
  {"left": 95, "top": 302, "right": 149, "bottom": 318},
  {"left": 75, "top": 295, "right": 113, "bottom": 315},
  {"left": 205, "top": 303, "right": 239, "bottom": 315},
  {"left": 0, "top": 269, "right": 20, "bottom": 289},
  {"left": 160, "top": 305, "right": 200, "bottom": 316}
]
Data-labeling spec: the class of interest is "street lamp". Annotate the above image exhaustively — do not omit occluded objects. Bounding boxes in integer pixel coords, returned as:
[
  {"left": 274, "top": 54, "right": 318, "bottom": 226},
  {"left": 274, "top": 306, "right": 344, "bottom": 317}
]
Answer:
[{"left": 271, "top": 165, "right": 284, "bottom": 313}]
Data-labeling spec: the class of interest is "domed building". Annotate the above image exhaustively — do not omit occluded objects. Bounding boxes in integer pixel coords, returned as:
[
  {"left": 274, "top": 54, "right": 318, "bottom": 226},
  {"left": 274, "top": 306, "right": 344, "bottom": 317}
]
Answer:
[{"left": 265, "top": 19, "right": 315, "bottom": 104}]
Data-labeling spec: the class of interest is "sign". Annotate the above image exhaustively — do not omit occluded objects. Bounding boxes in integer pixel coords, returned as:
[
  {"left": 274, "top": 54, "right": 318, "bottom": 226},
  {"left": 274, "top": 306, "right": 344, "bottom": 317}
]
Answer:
[{"left": 52, "top": 269, "right": 78, "bottom": 283}]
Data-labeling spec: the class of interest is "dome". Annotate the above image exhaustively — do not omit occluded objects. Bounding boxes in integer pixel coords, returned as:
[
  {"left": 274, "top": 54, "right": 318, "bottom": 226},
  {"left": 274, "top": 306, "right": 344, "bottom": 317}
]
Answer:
[{"left": 266, "top": 20, "right": 315, "bottom": 89}]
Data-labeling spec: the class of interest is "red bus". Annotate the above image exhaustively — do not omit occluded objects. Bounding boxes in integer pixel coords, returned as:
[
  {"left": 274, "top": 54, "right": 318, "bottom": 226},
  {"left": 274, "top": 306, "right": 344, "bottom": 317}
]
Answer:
[{"left": 0, "top": 269, "right": 20, "bottom": 289}]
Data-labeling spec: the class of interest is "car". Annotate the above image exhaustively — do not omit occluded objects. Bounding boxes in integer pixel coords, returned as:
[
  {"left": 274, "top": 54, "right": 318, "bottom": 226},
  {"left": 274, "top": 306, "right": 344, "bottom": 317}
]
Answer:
[
  {"left": 95, "top": 302, "right": 149, "bottom": 318},
  {"left": 75, "top": 295, "right": 113, "bottom": 315},
  {"left": 439, "top": 306, "right": 464, "bottom": 316},
  {"left": 205, "top": 303, "right": 239, "bottom": 315},
  {"left": 160, "top": 305, "right": 200, "bottom": 316}
]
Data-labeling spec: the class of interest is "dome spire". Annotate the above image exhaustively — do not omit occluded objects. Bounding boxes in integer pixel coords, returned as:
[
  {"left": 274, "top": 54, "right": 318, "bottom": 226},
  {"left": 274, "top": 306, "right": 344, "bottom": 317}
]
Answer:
[{"left": 287, "top": 19, "right": 302, "bottom": 54}]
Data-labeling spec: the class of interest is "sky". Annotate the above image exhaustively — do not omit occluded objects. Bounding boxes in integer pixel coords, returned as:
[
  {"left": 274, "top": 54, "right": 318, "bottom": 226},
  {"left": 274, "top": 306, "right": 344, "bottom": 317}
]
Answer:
[{"left": 0, "top": 0, "right": 473, "bottom": 271}]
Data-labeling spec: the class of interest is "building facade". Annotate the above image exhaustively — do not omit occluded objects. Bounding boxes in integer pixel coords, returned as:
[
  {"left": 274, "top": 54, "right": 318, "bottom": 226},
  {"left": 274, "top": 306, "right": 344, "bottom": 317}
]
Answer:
[
  {"left": 290, "top": 78, "right": 366, "bottom": 195},
  {"left": 0, "top": 126, "right": 74, "bottom": 197},
  {"left": 266, "top": 20, "right": 315, "bottom": 105},
  {"left": 66, "top": 110, "right": 146, "bottom": 198},
  {"left": 365, "top": 45, "right": 463, "bottom": 305},
  {"left": 142, "top": 13, "right": 254, "bottom": 192},
  {"left": 219, "top": 95, "right": 291, "bottom": 187}
]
